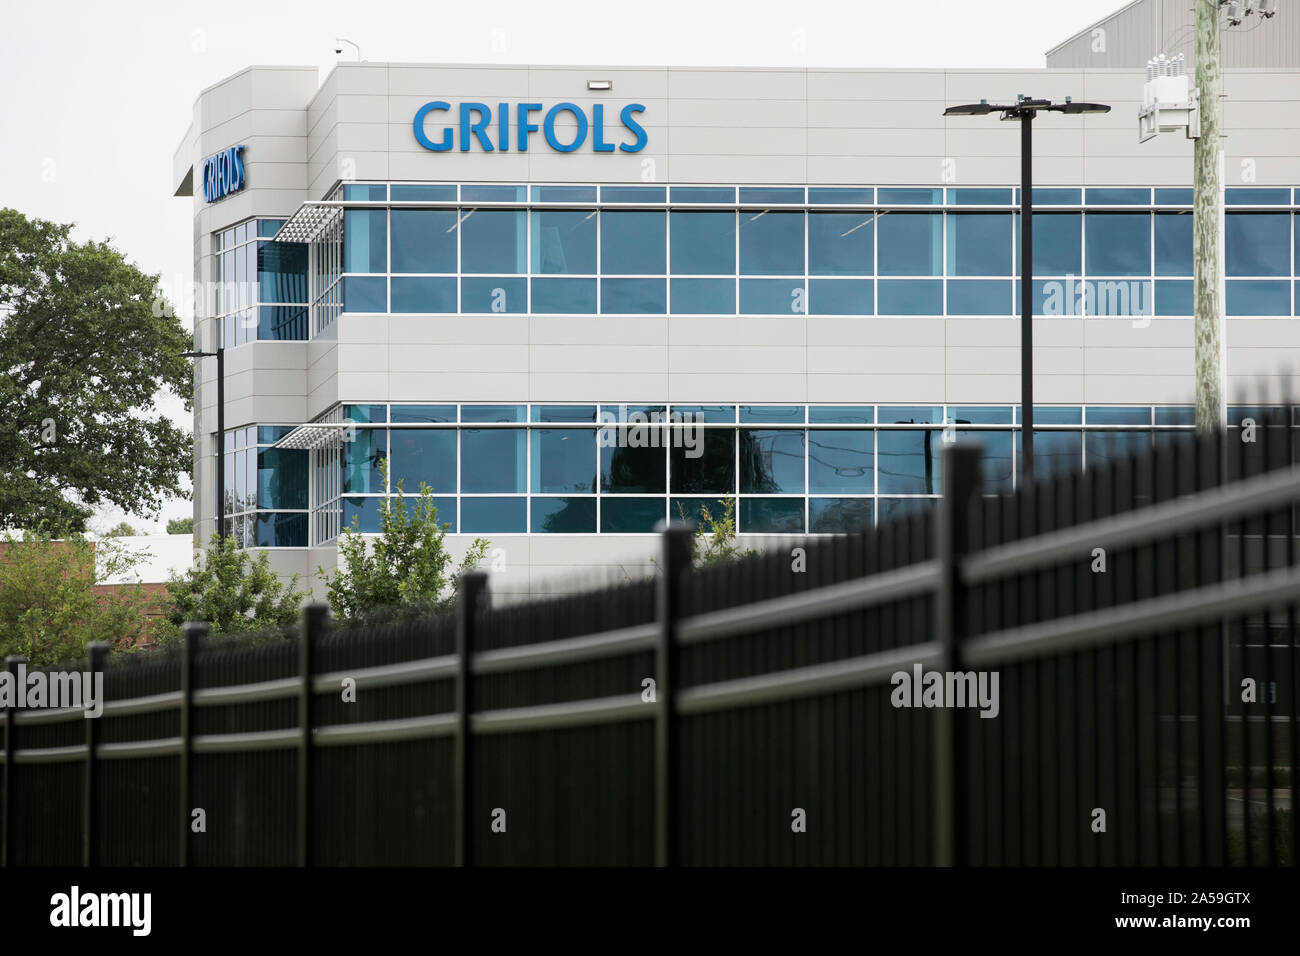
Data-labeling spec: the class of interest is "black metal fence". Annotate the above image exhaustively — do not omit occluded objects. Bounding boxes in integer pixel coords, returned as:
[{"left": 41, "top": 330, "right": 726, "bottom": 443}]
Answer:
[{"left": 2, "top": 412, "right": 1297, "bottom": 866}]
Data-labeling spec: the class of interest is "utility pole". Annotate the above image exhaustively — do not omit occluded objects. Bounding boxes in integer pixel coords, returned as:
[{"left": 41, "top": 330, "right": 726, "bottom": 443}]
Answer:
[{"left": 1193, "top": 0, "right": 1225, "bottom": 433}]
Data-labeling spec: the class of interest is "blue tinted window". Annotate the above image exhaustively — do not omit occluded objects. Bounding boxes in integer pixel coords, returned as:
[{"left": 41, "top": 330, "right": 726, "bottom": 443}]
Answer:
[
  {"left": 601, "top": 435, "right": 666, "bottom": 493},
  {"left": 461, "top": 277, "right": 526, "bottom": 312},
  {"left": 461, "top": 209, "right": 525, "bottom": 273},
  {"left": 740, "top": 406, "right": 803, "bottom": 423},
  {"left": 884, "top": 406, "right": 942, "bottom": 424},
  {"left": 809, "top": 187, "right": 873, "bottom": 204},
  {"left": 739, "top": 429, "right": 805, "bottom": 493},
  {"left": 809, "top": 430, "right": 872, "bottom": 493},
  {"left": 602, "top": 210, "right": 666, "bottom": 274},
  {"left": 671, "top": 497, "right": 733, "bottom": 527},
  {"left": 391, "top": 209, "right": 457, "bottom": 273},
  {"left": 670, "top": 429, "right": 735, "bottom": 493},
  {"left": 461, "top": 429, "right": 525, "bottom": 492},
  {"left": 531, "top": 277, "right": 597, "bottom": 313},
  {"left": 342, "top": 497, "right": 382, "bottom": 533},
  {"left": 740, "top": 211, "right": 803, "bottom": 275},
  {"left": 877, "top": 212, "right": 940, "bottom": 275},
  {"left": 671, "top": 278, "right": 735, "bottom": 314},
  {"left": 462, "top": 405, "right": 525, "bottom": 422},
  {"left": 669, "top": 186, "right": 736, "bottom": 203},
  {"left": 877, "top": 279, "right": 941, "bottom": 314},
  {"left": 391, "top": 277, "right": 456, "bottom": 312},
  {"left": 257, "top": 425, "right": 294, "bottom": 443},
  {"left": 947, "top": 279, "right": 1012, "bottom": 315},
  {"left": 532, "top": 405, "right": 596, "bottom": 422},
  {"left": 1085, "top": 278, "right": 1152, "bottom": 317},
  {"left": 878, "top": 430, "right": 942, "bottom": 494},
  {"left": 389, "top": 429, "right": 456, "bottom": 493},
  {"left": 532, "top": 210, "right": 597, "bottom": 273},
  {"left": 740, "top": 279, "right": 804, "bottom": 314},
  {"left": 461, "top": 497, "right": 526, "bottom": 533},
  {"left": 256, "top": 512, "right": 307, "bottom": 548},
  {"left": 600, "top": 497, "right": 664, "bottom": 532},
  {"left": 343, "top": 428, "right": 386, "bottom": 493},
  {"left": 1087, "top": 406, "right": 1149, "bottom": 424},
  {"left": 1017, "top": 431, "right": 1082, "bottom": 476},
  {"left": 1085, "top": 187, "right": 1150, "bottom": 205},
  {"left": 809, "top": 212, "right": 874, "bottom": 275},
  {"left": 949, "top": 188, "right": 1013, "bottom": 205},
  {"left": 1225, "top": 187, "right": 1290, "bottom": 205},
  {"left": 258, "top": 306, "right": 308, "bottom": 340},
  {"left": 257, "top": 219, "right": 286, "bottom": 238},
  {"left": 947, "top": 213, "right": 1012, "bottom": 275},
  {"left": 1086, "top": 431, "right": 1152, "bottom": 469},
  {"left": 664, "top": 407, "right": 728, "bottom": 425},
  {"left": 531, "top": 497, "right": 597, "bottom": 532},
  {"left": 344, "top": 405, "right": 386, "bottom": 423},
  {"left": 740, "top": 498, "right": 804, "bottom": 533},
  {"left": 343, "top": 184, "right": 386, "bottom": 201},
  {"left": 1023, "top": 187, "right": 1081, "bottom": 205},
  {"left": 1086, "top": 213, "right": 1150, "bottom": 276},
  {"left": 1017, "top": 406, "right": 1081, "bottom": 424},
  {"left": 391, "top": 405, "right": 455, "bottom": 423},
  {"left": 602, "top": 278, "right": 666, "bottom": 313},
  {"left": 878, "top": 187, "right": 941, "bottom": 204},
  {"left": 670, "top": 212, "right": 735, "bottom": 274},
  {"left": 1017, "top": 212, "right": 1081, "bottom": 275},
  {"left": 461, "top": 185, "right": 525, "bottom": 202},
  {"left": 1155, "top": 279, "right": 1193, "bottom": 315},
  {"left": 1226, "top": 280, "right": 1290, "bottom": 315},
  {"left": 601, "top": 186, "right": 665, "bottom": 203},
  {"left": 532, "top": 186, "right": 596, "bottom": 203},
  {"left": 809, "top": 406, "right": 873, "bottom": 424},
  {"left": 1154, "top": 188, "right": 1193, "bottom": 205},
  {"left": 1155, "top": 406, "right": 1195, "bottom": 425},
  {"left": 1226, "top": 213, "right": 1289, "bottom": 276},
  {"left": 257, "top": 448, "right": 308, "bottom": 510},
  {"left": 739, "top": 187, "right": 804, "bottom": 204},
  {"left": 809, "top": 498, "right": 874, "bottom": 532},
  {"left": 258, "top": 242, "right": 308, "bottom": 302},
  {"left": 948, "top": 406, "right": 1012, "bottom": 424},
  {"left": 344, "top": 208, "right": 386, "bottom": 272},
  {"left": 809, "top": 279, "right": 872, "bottom": 315},
  {"left": 531, "top": 429, "right": 596, "bottom": 493},
  {"left": 390, "top": 184, "right": 456, "bottom": 201},
  {"left": 343, "top": 276, "right": 385, "bottom": 312},
  {"left": 1154, "top": 212, "right": 1192, "bottom": 275}
]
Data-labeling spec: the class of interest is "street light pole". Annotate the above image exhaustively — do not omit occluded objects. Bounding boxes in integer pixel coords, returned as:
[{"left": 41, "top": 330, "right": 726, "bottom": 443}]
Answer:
[
  {"left": 182, "top": 345, "right": 225, "bottom": 538},
  {"left": 1020, "top": 110, "right": 1035, "bottom": 483},
  {"left": 943, "top": 96, "right": 1110, "bottom": 487}
]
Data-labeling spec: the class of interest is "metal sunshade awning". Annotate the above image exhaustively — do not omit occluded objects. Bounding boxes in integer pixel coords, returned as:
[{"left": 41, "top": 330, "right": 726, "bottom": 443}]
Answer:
[
  {"left": 272, "top": 202, "right": 343, "bottom": 243},
  {"left": 273, "top": 422, "right": 350, "bottom": 450}
]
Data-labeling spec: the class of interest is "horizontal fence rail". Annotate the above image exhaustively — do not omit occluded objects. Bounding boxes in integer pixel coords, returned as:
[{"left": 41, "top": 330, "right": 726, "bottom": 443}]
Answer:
[{"left": 2, "top": 414, "right": 1298, "bottom": 866}]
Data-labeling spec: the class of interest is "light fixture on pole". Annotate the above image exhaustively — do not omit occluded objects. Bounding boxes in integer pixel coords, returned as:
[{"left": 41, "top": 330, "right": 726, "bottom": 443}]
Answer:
[{"left": 943, "top": 95, "right": 1110, "bottom": 485}]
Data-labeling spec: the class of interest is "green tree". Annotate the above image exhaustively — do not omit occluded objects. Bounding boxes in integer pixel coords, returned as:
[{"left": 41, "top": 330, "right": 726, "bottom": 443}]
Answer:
[
  {"left": 319, "top": 462, "right": 489, "bottom": 621},
  {"left": 158, "top": 534, "right": 307, "bottom": 643},
  {"left": 0, "top": 208, "right": 193, "bottom": 532},
  {"left": 105, "top": 521, "right": 140, "bottom": 537},
  {"left": 679, "top": 498, "right": 753, "bottom": 567},
  {"left": 166, "top": 516, "right": 194, "bottom": 535},
  {"left": 0, "top": 526, "right": 155, "bottom": 666}
]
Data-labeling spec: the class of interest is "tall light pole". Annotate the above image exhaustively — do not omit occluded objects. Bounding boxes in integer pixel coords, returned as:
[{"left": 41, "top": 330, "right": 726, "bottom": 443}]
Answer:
[
  {"left": 181, "top": 346, "right": 225, "bottom": 539},
  {"left": 944, "top": 96, "right": 1111, "bottom": 485}
]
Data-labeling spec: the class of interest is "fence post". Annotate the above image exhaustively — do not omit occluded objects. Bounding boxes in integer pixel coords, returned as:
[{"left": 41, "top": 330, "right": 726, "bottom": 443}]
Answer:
[
  {"left": 83, "top": 642, "right": 108, "bottom": 867},
  {"left": 2, "top": 655, "right": 23, "bottom": 868},
  {"left": 654, "top": 521, "right": 694, "bottom": 868},
  {"left": 934, "top": 445, "right": 982, "bottom": 867},
  {"left": 454, "top": 572, "right": 488, "bottom": 868},
  {"left": 178, "top": 622, "right": 207, "bottom": 867},
  {"left": 298, "top": 603, "right": 327, "bottom": 868}
]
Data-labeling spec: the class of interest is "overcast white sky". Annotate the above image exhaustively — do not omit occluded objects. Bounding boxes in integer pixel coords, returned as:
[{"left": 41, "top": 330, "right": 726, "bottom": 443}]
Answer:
[{"left": 0, "top": 0, "right": 1125, "bottom": 531}]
